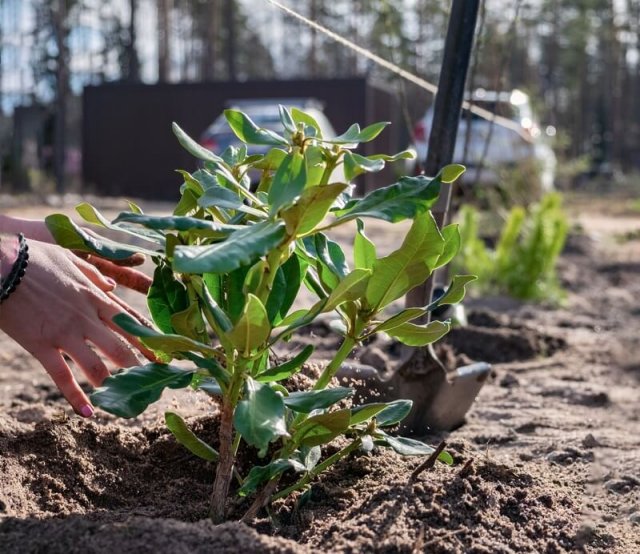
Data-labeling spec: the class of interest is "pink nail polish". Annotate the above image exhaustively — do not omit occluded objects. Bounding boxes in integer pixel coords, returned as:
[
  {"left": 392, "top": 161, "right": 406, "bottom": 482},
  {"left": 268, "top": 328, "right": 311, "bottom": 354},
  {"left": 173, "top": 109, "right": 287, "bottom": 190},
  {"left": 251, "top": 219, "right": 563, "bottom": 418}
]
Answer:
[
  {"left": 106, "top": 278, "right": 117, "bottom": 288},
  {"left": 80, "top": 405, "right": 94, "bottom": 418}
]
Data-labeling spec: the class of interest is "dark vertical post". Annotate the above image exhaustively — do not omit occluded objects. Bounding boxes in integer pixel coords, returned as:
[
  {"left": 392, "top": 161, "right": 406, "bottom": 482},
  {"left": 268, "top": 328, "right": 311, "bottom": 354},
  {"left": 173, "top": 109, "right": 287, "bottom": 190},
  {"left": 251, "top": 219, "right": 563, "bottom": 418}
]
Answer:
[
  {"left": 406, "top": 0, "right": 480, "bottom": 309},
  {"left": 225, "top": 0, "right": 236, "bottom": 81}
]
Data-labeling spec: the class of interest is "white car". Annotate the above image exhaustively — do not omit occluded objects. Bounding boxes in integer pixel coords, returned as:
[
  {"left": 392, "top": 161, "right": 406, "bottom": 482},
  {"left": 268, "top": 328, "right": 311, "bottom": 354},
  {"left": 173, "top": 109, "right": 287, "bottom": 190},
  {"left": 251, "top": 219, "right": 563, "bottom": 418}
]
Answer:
[{"left": 411, "top": 89, "right": 556, "bottom": 191}]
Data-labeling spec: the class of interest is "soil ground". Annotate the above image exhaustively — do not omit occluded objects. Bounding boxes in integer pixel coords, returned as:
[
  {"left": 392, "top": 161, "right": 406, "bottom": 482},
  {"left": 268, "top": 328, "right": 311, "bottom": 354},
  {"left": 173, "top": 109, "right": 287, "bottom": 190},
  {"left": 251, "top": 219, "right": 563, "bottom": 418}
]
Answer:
[{"left": 0, "top": 192, "right": 639, "bottom": 553}]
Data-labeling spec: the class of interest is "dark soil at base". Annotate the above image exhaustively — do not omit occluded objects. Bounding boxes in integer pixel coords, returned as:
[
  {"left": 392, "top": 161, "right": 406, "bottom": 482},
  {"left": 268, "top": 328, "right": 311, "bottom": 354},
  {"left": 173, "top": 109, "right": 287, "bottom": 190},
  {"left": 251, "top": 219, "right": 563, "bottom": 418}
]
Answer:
[{"left": 1, "top": 200, "right": 640, "bottom": 553}]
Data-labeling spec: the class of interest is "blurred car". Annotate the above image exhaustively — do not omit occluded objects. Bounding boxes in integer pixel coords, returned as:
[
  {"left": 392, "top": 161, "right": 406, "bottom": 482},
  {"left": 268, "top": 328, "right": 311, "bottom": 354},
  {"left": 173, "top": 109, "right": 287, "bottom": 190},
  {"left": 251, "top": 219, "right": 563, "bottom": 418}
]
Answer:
[
  {"left": 200, "top": 98, "right": 336, "bottom": 156},
  {"left": 410, "top": 89, "right": 556, "bottom": 191}
]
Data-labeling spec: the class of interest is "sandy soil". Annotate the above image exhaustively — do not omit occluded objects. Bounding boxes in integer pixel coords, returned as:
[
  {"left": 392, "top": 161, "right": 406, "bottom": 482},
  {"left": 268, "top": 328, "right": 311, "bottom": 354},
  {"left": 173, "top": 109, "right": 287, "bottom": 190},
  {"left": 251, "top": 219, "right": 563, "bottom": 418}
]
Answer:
[{"left": 0, "top": 193, "right": 639, "bottom": 553}]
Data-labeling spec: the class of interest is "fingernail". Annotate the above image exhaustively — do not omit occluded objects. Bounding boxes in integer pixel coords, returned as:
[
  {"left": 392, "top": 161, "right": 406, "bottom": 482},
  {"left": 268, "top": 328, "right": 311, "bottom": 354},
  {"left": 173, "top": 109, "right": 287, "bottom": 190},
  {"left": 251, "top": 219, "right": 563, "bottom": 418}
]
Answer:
[
  {"left": 80, "top": 404, "right": 94, "bottom": 418},
  {"left": 106, "top": 278, "right": 117, "bottom": 289}
]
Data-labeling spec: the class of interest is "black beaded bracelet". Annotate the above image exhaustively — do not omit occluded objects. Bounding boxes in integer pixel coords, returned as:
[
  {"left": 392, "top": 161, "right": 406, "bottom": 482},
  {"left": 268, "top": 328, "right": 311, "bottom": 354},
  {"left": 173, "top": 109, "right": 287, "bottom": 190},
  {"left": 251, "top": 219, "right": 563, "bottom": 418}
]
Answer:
[{"left": 0, "top": 233, "right": 29, "bottom": 304}]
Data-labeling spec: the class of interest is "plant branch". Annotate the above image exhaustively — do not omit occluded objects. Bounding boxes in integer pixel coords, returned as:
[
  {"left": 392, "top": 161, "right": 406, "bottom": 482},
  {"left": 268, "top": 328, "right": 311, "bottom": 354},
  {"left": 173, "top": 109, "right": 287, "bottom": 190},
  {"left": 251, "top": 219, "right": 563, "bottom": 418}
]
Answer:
[{"left": 314, "top": 335, "right": 357, "bottom": 390}]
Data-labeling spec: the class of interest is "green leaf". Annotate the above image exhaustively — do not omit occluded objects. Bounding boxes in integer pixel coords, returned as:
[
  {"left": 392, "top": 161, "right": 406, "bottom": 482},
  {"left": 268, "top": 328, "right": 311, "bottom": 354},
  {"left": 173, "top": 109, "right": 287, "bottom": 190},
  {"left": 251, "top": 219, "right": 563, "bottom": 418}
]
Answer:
[
  {"left": 269, "top": 151, "right": 307, "bottom": 213},
  {"left": 439, "top": 164, "right": 466, "bottom": 183},
  {"left": 45, "top": 214, "right": 158, "bottom": 260},
  {"left": 147, "top": 264, "right": 189, "bottom": 334},
  {"left": 91, "top": 364, "right": 194, "bottom": 418},
  {"left": 238, "top": 458, "right": 305, "bottom": 497},
  {"left": 198, "top": 183, "right": 262, "bottom": 217},
  {"left": 349, "top": 403, "right": 387, "bottom": 426},
  {"left": 234, "top": 378, "right": 288, "bottom": 454},
  {"left": 385, "top": 320, "right": 450, "bottom": 347},
  {"left": 291, "top": 107, "right": 322, "bottom": 138},
  {"left": 372, "top": 308, "right": 425, "bottom": 334},
  {"left": 436, "top": 275, "right": 477, "bottom": 306},
  {"left": 224, "top": 109, "right": 289, "bottom": 146},
  {"left": 354, "top": 219, "right": 377, "bottom": 270},
  {"left": 173, "top": 221, "right": 286, "bottom": 274},
  {"left": 256, "top": 345, "right": 314, "bottom": 382},
  {"left": 295, "top": 408, "right": 352, "bottom": 448},
  {"left": 330, "top": 121, "right": 389, "bottom": 144},
  {"left": 113, "top": 213, "right": 238, "bottom": 234},
  {"left": 165, "top": 411, "right": 218, "bottom": 461},
  {"left": 266, "top": 254, "right": 306, "bottom": 325},
  {"left": 367, "top": 150, "right": 416, "bottom": 162},
  {"left": 283, "top": 387, "right": 354, "bottom": 413},
  {"left": 344, "top": 152, "right": 386, "bottom": 181},
  {"left": 228, "top": 294, "right": 271, "bottom": 354},
  {"left": 376, "top": 433, "right": 454, "bottom": 464},
  {"left": 183, "top": 352, "right": 230, "bottom": 388},
  {"left": 170, "top": 302, "right": 207, "bottom": 342},
  {"left": 278, "top": 105, "right": 297, "bottom": 134},
  {"left": 191, "top": 276, "right": 233, "bottom": 333},
  {"left": 173, "top": 187, "right": 199, "bottom": 217},
  {"left": 282, "top": 183, "right": 348, "bottom": 236},
  {"left": 374, "top": 399, "right": 413, "bottom": 427},
  {"left": 75, "top": 202, "right": 164, "bottom": 244},
  {"left": 190, "top": 374, "right": 223, "bottom": 396},
  {"left": 333, "top": 175, "right": 441, "bottom": 223},
  {"left": 365, "top": 212, "right": 444, "bottom": 309},
  {"left": 251, "top": 148, "right": 288, "bottom": 171},
  {"left": 324, "top": 268, "right": 371, "bottom": 312},
  {"left": 113, "top": 313, "right": 219, "bottom": 359},
  {"left": 173, "top": 122, "right": 223, "bottom": 163},
  {"left": 433, "top": 224, "right": 461, "bottom": 269}
]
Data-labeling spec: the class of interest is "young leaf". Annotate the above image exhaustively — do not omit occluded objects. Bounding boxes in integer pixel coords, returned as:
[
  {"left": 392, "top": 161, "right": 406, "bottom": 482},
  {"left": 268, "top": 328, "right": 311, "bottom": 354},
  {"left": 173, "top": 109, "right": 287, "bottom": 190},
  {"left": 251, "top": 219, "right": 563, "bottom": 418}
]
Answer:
[
  {"left": 344, "top": 152, "right": 386, "bottom": 181},
  {"left": 256, "top": 345, "right": 314, "bottom": 382},
  {"left": 283, "top": 387, "right": 354, "bottom": 413},
  {"left": 238, "top": 458, "right": 305, "bottom": 497},
  {"left": 234, "top": 378, "right": 288, "bottom": 455},
  {"left": 191, "top": 276, "right": 233, "bottom": 333},
  {"left": 91, "top": 364, "right": 194, "bottom": 418},
  {"left": 371, "top": 308, "right": 425, "bottom": 334},
  {"left": 433, "top": 224, "right": 461, "bottom": 269},
  {"left": 385, "top": 320, "right": 450, "bottom": 347},
  {"left": 113, "top": 213, "right": 239, "bottom": 234},
  {"left": 147, "top": 264, "right": 189, "bottom": 334},
  {"left": 198, "top": 183, "right": 263, "bottom": 217},
  {"left": 165, "top": 411, "right": 219, "bottom": 462},
  {"left": 375, "top": 432, "right": 453, "bottom": 464},
  {"left": 349, "top": 403, "right": 388, "bottom": 426},
  {"left": 265, "top": 253, "right": 306, "bottom": 325},
  {"left": 365, "top": 212, "right": 444, "bottom": 309},
  {"left": 269, "top": 151, "right": 307, "bottom": 213},
  {"left": 329, "top": 121, "right": 389, "bottom": 144},
  {"left": 436, "top": 275, "right": 477, "bottom": 306},
  {"left": 278, "top": 105, "right": 297, "bottom": 134},
  {"left": 172, "top": 122, "right": 223, "bottom": 163},
  {"left": 173, "top": 221, "right": 286, "bottom": 274},
  {"left": 439, "top": 164, "right": 466, "bottom": 183},
  {"left": 170, "top": 302, "right": 208, "bottom": 342},
  {"left": 224, "top": 109, "right": 289, "bottom": 146},
  {"left": 228, "top": 294, "right": 271, "bottom": 354},
  {"left": 291, "top": 107, "right": 322, "bottom": 138},
  {"left": 75, "top": 202, "right": 164, "bottom": 244},
  {"left": 294, "top": 408, "right": 352, "bottom": 448},
  {"left": 333, "top": 175, "right": 441, "bottom": 223},
  {"left": 374, "top": 399, "right": 413, "bottom": 427},
  {"left": 354, "top": 219, "right": 377, "bottom": 270}
]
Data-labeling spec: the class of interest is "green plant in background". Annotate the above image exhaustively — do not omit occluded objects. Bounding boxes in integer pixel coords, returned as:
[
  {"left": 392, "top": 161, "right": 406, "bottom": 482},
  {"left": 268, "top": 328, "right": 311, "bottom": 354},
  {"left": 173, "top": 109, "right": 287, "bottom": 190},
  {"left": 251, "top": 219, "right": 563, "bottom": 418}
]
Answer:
[
  {"left": 456, "top": 192, "right": 568, "bottom": 303},
  {"left": 45, "top": 106, "right": 474, "bottom": 522}
]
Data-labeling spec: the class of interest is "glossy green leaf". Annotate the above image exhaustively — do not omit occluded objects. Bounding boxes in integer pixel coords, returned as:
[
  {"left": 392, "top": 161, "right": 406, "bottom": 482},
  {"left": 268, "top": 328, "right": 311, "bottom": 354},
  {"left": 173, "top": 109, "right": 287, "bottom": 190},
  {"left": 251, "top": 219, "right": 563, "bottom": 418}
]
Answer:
[
  {"left": 374, "top": 399, "right": 413, "bottom": 427},
  {"left": 439, "top": 164, "right": 466, "bottom": 183},
  {"left": 197, "top": 183, "right": 262, "bottom": 217},
  {"left": 173, "top": 187, "right": 199, "bottom": 217},
  {"left": 113, "top": 212, "right": 238, "bottom": 234},
  {"left": 329, "top": 121, "right": 389, "bottom": 144},
  {"left": 365, "top": 213, "right": 444, "bottom": 309},
  {"left": 165, "top": 411, "right": 218, "bottom": 461},
  {"left": 75, "top": 202, "right": 164, "bottom": 244},
  {"left": 278, "top": 105, "right": 296, "bottom": 134},
  {"left": 324, "top": 268, "right": 371, "bottom": 312},
  {"left": 256, "top": 345, "right": 314, "bottom": 382},
  {"left": 238, "top": 458, "right": 305, "bottom": 497},
  {"left": 376, "top": 432, "right": 453, "bottom": 464},
  {"left": 333, "top": 175, "right": 441, "bottom": 223},
  {"left": 372, "top": 308, "right": 425, "bottom": 334},
  {"left": 190, "top": 374, "right": 223, "bottom": 396},
  {"left": 224, "top": 109, "right": 289, "bottom": 146},
  {"left": 172, "top": 122, "right": 223, "bottom": 163},
  {"left": 385, "top": 320, "right": 450, "bottom": 347},
  {"left": 367, "top": 150, "right": 416, "bottom": 162},
  {"left": 433, "top": 224, "right": 461, "bottom": 269},
  {"left": 147, "top": 264, "right": 189, "bottom": 334},
  {"left": 234, "top": 378, "right": 288, "bottom": 454},
  {"left": 295, "top": 408, "right": 351, "bottom": 448},
  {"left": 283, "top": 387, "right": 354, "bottom": 413},
  {"left": 269, "top": 151, "right": 307, "bottom": 213},
  {"left": 349, "top": 403, "right": 387, "bottom": 426},
  {"left": 170, "top": 302, "right": 207, "bottom": 342},
  {"left": 183, "top": 352, "right": 230, "bottom": 387},
  {"left": 282, "top": 183, "right": 348, "bottom": 236},
  {"left": 266, "top": 253, "right": 306, "bottom": 325},
  {"left": 45, "top": 214, "right": 158, "bottom": 259},
  {"left": 173, "top": 221, "right": 286, "bottom": 274},
  {"left": 344, "top": 152, "right": 385, "bottom": 180},
  {"left": 354, "top": 219, "right": 377, "bottom": 270},
  {"left": 251, "top": 148, "right": 288, "bottom": 171},
  {"left": 91, "top": 363, "right": 194, "bottom": 418},
  {"left": 113, "top": 313, "right": 219, "bottom": 358},
  {"left": 228, "top": 294, "right": 271, "bottom": 354},
  {"left": 191, "top": 276, "right": 233, "bottom": 333},
  {"left": 436, "top": 275, "right": 477, "bottom": 306}
]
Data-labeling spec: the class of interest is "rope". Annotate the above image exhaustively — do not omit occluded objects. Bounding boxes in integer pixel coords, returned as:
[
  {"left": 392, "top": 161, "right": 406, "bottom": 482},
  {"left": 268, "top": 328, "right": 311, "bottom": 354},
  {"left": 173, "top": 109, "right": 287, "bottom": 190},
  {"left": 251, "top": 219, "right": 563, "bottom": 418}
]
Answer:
[{"left": 266, "top": 0, "right": 531, "bottom": 141}]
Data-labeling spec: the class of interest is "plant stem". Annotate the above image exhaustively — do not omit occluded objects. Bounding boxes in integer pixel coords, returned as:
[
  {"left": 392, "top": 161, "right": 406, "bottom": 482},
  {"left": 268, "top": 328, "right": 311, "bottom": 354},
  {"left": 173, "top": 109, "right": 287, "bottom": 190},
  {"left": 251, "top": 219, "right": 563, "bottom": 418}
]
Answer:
[
  {"left": 272, "top": 438, "right": 363, "bottom": 502},
  {"left": 209, "top": 361, "right": 244, "bottom": 523},
  {"left": 314, "top": 335, "right": 357, "bottom": 390}
]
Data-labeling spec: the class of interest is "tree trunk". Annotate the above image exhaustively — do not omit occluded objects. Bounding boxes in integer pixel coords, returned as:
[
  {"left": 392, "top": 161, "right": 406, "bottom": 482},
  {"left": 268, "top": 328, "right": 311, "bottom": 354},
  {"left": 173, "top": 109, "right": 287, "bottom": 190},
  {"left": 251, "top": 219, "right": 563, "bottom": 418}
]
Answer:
[
  {"left": 202, "top": 0, "right": 218, "bottom": 80},
  {"left": 52, "top": 0, "right": 69, "bottom": 194},
  {"left": 157, "top": 0, "right": 171, "bottom": 82},
  {"left": 225, "top": 0, "right": 236, "bottom": 81},
  {"left": 127, "top": 0, "right": 140, "bottom": 82}
]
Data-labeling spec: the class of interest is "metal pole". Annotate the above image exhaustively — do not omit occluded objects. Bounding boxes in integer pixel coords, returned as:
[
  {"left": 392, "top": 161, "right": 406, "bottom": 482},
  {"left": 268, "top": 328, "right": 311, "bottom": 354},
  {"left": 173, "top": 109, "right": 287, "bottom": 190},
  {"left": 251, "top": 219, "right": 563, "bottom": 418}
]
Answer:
[{"left": 406, "top": 0, "right": 480, "bottom": 310}]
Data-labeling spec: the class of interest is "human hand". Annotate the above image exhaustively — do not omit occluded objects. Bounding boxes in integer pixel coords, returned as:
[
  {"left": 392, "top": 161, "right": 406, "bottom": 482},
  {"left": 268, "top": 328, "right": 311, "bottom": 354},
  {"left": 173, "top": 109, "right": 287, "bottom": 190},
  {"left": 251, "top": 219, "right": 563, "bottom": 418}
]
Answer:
[
  {"left": 0, "top": 239, "right": 156, "bottom": 417},
  {"left": 0, "top": 215, "right": 152, "bottom": 293}
]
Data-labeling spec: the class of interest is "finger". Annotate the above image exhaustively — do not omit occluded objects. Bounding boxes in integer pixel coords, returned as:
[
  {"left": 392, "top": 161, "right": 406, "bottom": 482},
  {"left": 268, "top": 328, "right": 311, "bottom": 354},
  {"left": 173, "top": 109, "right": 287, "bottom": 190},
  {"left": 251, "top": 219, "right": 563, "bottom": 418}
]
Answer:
[
  {"left": 64, "top": 340, "right": 111, "bottom": 386},
  {"left": 87, "top": 257, "right": 151, "bottom": 294},
  {"left": 107, "top": 291, "right": 155, "bottom": 329},
  {"left": 89, "top": 324, "right": 143, "bottom": 369},
  {"left": 73, "top": 256, "right": 117, "bottom": 292},
  {"left": 75, "top": 251, "right": 146, "bottom": 268},
  {"left": 34, "top": 349, "right": 94, "bottom": 417}
]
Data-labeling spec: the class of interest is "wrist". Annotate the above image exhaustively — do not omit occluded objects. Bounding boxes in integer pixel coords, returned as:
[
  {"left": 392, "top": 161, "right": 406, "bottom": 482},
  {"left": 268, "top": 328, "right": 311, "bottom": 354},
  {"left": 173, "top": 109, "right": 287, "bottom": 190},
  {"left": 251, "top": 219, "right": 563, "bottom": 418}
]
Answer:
[
  {"left": 0, "top": 233, "right": 29, "bottom": 304},
  {"left": 0, "top": 233, "right": 21, "bottom": 269}
]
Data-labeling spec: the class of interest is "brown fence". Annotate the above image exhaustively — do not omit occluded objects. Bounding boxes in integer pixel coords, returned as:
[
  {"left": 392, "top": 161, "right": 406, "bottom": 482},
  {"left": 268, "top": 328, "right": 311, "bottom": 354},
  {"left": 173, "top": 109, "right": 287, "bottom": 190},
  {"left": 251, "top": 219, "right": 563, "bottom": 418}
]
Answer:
[{"left": 82, "top": 78, "right": 403, "bottom": 200}]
